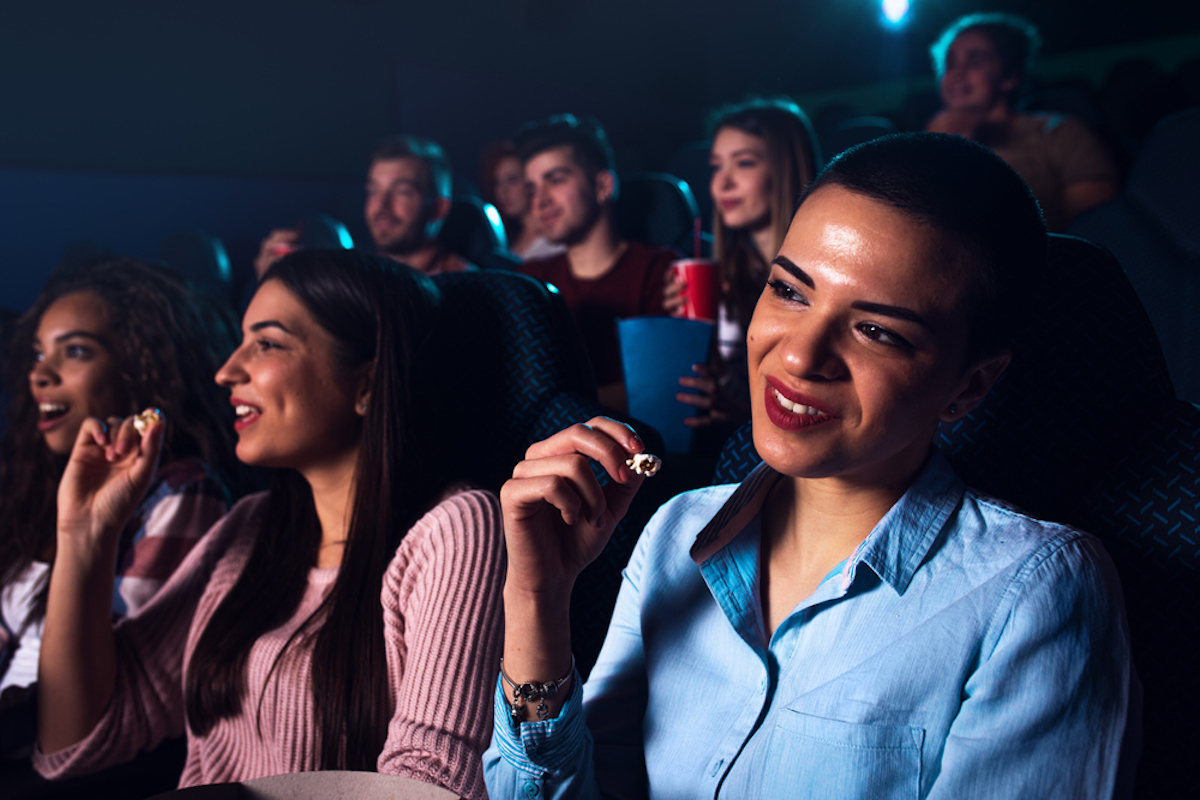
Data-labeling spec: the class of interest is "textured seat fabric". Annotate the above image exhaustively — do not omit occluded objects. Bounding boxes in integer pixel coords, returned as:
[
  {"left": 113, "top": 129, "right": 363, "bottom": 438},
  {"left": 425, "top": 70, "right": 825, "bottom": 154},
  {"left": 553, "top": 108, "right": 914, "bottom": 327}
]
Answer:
[
  {"left": 710, "top": 234, "right": 1199, "bottom": 799},
  {"left": 615, "top": 173, "right": 699, "bottom": 257},
  {"left": 432, "top": 270, "right": 662, "bottom": 677},
  {"left": 1069, "top": 108, "right": 1200, "bottom": 403}
]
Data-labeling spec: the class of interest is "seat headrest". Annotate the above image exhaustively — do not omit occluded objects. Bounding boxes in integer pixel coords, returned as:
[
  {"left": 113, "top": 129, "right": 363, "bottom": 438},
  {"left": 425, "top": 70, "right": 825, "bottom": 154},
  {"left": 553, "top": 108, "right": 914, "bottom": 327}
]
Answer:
[
  {"left": 616, "top": 173, "right": 698, "bottom": 255},
  {"left": 1126, "top": 108, "right": 1200, "bottom": 259},
  {"left": 430, "top": 270, "right": 596, "bottom": 489}
]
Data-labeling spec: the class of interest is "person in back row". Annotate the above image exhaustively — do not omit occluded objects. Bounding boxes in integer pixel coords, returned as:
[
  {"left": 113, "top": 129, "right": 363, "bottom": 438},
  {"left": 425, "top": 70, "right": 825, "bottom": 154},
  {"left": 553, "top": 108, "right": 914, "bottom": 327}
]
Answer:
[
  {"left": 517, "top": 115, "right": 675, "bottom": 412},
  {"left": 256, "top": 135, "right": 472, "bottom": 278},
  {"left": 925, "top": 13, "right": 1119, "bottom": 231}
]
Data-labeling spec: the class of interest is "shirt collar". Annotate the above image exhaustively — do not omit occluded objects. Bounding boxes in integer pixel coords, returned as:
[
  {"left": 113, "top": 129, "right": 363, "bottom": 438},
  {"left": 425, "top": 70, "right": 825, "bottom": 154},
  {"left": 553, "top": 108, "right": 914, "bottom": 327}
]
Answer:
[{"left": 690, "top": 451, "right": 965, "bottom": 596}]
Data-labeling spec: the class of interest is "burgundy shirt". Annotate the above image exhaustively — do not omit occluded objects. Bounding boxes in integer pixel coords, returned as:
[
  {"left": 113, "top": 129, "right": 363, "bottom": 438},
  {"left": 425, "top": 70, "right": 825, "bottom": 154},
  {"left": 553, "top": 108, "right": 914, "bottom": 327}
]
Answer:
[{"left": 521, "top": 241, "right": 675, "bottom": 385}]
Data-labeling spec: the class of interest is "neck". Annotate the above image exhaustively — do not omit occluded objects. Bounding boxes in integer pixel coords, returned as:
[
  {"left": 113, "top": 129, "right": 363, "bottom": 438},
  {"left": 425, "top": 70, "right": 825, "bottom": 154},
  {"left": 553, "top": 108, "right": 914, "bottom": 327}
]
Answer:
[
  {"left": 300, "top": 446, "right": 361, "bottom": 569},
  {"left": 381, "top": 239, "right": 440, "bottom": 273},
  {"left": 511, "top": 210, "right": 538, "bottom": 254},
  {"left": 565, "top": 214, "right": 625, "bottom": 280},
  {"left": 750, "top": 225, "right": 776, "bottom": 266}
]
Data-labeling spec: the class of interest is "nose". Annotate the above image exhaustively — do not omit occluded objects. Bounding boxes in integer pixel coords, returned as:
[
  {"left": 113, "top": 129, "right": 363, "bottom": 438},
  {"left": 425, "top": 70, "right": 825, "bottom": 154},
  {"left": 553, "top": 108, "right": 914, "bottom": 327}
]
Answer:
[
  {"left": 534, "top": 182, "right": 552, "bottom": 210},
  {"left": 29, "top": 356, "right": 59, "bottom": 389},
  {"left": 215, "top": 345, "right": 248, "bottom": 388},
  {"left": 710, "top": 165, "right": 731, "bottom": 195},
  {"left": 777, "top": 315, "right": 846, "bottom": 383}
]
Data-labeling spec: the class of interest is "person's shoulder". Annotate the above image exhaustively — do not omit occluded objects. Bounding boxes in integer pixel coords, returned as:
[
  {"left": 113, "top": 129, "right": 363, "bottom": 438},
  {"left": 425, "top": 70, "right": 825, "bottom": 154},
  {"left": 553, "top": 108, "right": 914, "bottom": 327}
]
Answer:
[
  {"left": 519, "top": 252, "right": 568, "bottom": 279},
  {"left": 384, "top": 488, "right": 504, "bottom": 598},
  {"left": 1017, "top": 111, "right": 1093, "bottom": 139},
  {"left": 957, "top": 487, "right": 1110, "bottom": 577},
  {"left": 624, "top": 241, "right": 680, "bottom": 267},
  {"left": 397, "top": 488, "right": 503, "bottom": 561}
]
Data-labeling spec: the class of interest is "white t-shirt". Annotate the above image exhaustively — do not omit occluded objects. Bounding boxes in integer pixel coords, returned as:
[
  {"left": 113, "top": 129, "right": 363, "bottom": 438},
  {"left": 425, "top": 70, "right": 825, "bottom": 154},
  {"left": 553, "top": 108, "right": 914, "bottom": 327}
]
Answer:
[{"left": 1, "top": 561, "right": 50, "bottom": 691}]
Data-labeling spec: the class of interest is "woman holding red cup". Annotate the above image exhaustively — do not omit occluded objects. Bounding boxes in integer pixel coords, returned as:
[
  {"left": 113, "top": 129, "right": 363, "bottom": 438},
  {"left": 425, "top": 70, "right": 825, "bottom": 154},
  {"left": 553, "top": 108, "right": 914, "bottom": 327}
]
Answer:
[{"left": 664, "top": 99, "right": 820, "bottom": 436}]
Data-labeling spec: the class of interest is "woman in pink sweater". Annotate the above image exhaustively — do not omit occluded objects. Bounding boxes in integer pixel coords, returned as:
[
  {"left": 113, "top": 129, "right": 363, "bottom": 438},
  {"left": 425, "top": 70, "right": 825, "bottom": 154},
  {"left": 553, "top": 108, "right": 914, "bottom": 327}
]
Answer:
[{"left": 33, "top": 250, "right": 505, "bottom": 799}]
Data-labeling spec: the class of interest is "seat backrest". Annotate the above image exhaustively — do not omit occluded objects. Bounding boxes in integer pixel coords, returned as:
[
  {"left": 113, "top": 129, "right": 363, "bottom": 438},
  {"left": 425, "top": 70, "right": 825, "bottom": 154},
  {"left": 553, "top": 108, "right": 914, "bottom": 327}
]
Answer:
[
  {"left": 437, "top": 195, "right": 520, "bottom": 271},
  {"left": 615, "top": 172, "right": 699, "bottom": 257},
  {"left": 1068, "top": 109, "right": 1200, "bottom": 403},
  {"left": 1124, "top": 107, "right": 1200, "bottom": 260},
  {"left": 431, "top": 270, "right": 663, "bottom": 676},
  {"left": 156, "top": 230, "right": 233, "bottom": 302},
  {"left": 821, "top": 116, "right": 896, "bottom": 161},
  {"left": 711, "top": 234, "right": 1199, "bottom": 798},
  {"left": 664, "top": 141, "right": 715, "bottom": 232}
]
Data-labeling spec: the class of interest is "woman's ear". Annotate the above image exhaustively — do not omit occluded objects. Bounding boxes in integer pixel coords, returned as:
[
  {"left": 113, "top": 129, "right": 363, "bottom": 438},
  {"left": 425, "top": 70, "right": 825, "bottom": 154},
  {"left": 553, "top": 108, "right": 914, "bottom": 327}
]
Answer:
[
  {"left": 355, "top": 360, "right": 376, "bottom": 417},
  {"left": 940, "top": 349, "right": 1011, "bottom": 422}
]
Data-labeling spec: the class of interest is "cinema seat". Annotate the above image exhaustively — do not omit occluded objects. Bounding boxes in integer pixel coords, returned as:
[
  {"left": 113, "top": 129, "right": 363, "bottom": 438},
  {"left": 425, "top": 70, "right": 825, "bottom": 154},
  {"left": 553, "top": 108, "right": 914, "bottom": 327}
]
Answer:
[{"left": 432, "top": 269, "right": 663, "bottom": 677}]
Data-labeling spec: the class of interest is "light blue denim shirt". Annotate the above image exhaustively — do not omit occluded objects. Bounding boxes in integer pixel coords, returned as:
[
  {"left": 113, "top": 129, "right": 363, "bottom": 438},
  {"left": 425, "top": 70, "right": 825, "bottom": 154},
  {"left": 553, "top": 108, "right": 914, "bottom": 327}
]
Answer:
[{"left": 485, "top": 453, "right": 1139, "bottom": 799}]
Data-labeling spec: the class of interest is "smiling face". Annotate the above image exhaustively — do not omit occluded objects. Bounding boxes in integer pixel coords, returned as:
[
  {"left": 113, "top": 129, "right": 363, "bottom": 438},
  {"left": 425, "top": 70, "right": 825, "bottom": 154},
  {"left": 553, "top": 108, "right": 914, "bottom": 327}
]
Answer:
[
  {"left": 710, "top": 126, "right": 773, "bottom": 232},
  {"left": 29, "top": 291, "right": 129, "bottom": 455},
  {"left": 524, "top": 145, "right": 608, "bottom": 246},
  {"left": 215, "top": 279, "right": 366, "bottom": 474},
  {"left": 747, "top": 185, "right": 1005, "bottom": 487},
  {"left": 364, "top": 157, "right": 438, "bottom": 256},
  {"left": 939, "top": 29, "right": 1019, "bottom": 113}
]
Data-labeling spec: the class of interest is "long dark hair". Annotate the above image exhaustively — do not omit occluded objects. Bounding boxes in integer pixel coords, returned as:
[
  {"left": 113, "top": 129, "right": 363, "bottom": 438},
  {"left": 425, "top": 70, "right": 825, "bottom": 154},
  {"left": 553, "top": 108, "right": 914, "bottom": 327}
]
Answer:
[
  {"left": 0, "top": 258, "right": 239, "bottom": 631},
  {"left": 184, "top": 248, "right": 447, "bottom": 770},
  {"left": 709, "top": 98, "right": 820, "bottom": 330}
]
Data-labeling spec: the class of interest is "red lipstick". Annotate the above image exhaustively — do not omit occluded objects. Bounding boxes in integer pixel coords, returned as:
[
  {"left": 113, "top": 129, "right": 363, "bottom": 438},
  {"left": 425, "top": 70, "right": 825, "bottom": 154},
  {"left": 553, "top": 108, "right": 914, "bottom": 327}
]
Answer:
[{"left": 762, "top": 379, "right": 837, "bottom": 432}]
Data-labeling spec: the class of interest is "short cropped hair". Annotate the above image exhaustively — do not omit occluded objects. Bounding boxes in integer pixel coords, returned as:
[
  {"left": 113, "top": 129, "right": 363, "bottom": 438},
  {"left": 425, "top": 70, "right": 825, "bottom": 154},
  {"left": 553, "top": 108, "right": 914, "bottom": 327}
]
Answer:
[
  {"left": 930, "top": 13, "right": 1042, "bottom": 96},
  {"left": 370, "top": 135, "right": 452, "bottom": 200},
  {"left": 515, "top": 114, "right": 616, "bottom": 180},
  {"left": 799, "top": 133, "right": 1047, "bottom": 362}
]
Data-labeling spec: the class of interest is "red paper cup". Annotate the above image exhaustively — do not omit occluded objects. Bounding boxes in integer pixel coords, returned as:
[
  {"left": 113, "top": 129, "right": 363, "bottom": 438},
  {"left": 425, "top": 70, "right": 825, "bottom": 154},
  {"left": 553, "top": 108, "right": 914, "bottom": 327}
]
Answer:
[{"left": 672, "top": 259, "right": 719, "bottom": 322}]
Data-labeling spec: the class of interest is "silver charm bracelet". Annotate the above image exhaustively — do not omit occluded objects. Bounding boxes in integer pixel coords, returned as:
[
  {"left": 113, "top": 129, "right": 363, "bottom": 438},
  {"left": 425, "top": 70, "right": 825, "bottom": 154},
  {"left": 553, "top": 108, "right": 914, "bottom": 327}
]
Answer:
[{"left": 500, "top": 655, "right": 575, "bottom": 723}]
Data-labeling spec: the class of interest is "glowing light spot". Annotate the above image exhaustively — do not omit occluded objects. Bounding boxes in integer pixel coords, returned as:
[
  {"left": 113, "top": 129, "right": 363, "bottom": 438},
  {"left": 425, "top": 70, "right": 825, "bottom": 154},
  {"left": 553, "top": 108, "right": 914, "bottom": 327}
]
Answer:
[{"left": 882, "top": 0, "right": 909, "bottom": 25}]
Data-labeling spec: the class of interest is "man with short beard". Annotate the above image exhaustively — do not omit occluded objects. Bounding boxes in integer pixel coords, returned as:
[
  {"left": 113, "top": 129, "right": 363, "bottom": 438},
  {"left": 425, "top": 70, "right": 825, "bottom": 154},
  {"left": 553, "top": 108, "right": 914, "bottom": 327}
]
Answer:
[
  {"left": 256, "top": 136, "right": 472, "bottom": 278},
  {"left": 517, "top": 115, "right": 675, "bottom": 412}
]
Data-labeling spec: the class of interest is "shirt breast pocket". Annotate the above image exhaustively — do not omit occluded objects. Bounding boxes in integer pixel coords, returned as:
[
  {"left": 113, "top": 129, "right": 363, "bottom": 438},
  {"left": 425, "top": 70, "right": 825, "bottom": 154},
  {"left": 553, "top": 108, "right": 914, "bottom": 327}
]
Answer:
[{"left": 760, "top": 710, "right": 924, "bottom": 799}]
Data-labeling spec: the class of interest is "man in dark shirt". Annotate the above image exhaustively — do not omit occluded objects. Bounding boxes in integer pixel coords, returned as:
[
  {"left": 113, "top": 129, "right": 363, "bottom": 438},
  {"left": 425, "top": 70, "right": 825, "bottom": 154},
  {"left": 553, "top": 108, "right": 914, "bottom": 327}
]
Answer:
[{"left": 516, "top": 115, "right": 674, "bottom": 411}]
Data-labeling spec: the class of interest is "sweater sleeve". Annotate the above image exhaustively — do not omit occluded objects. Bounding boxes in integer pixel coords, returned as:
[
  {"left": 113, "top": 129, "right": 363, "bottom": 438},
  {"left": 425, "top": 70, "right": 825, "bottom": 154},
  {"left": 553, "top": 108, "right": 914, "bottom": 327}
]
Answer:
[
  {"left": 33, "top": 497, "right": 259, "bottom": 780},
  {"left": 377, "top": 489, "right": 506, "bottom": 800}
]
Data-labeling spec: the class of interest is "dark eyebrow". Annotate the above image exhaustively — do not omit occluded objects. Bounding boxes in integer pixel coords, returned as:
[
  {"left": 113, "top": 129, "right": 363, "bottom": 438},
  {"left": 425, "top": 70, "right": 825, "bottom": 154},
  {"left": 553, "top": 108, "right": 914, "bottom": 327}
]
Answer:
[
  {"left": 771, "top": 256, "right": 815, "bottom": 289},
  {"left": 771, "top": 256, "right": 932, "bottom": 329},
  {"left": 850, "top": 301, "right": 931, "bottom": 330},
  {"left": 52, "top": 331, "right": 108, "bottom": 346},
  {"left": 248, "top": 320, "right": 294, "bottom": 335}
]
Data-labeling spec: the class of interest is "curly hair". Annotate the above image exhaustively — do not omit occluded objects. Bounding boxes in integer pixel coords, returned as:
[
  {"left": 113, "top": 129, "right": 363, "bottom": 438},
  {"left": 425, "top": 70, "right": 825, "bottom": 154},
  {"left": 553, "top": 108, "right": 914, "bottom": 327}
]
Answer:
[{"left": 0, "top": 257, "right": 240, "bottom": 629}]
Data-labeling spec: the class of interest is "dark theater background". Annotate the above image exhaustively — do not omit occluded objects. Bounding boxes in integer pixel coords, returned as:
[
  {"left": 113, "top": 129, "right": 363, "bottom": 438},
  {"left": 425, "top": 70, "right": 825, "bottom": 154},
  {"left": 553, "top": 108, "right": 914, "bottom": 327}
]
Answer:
[{"left": 0, "top": 0, "right": 1195, "bottom": 311}]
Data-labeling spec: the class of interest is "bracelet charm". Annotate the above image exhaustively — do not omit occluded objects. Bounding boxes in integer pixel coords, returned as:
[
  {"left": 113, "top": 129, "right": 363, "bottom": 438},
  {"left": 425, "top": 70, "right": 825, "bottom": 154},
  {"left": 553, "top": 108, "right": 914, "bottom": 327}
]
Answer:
[{"left": 501, "top": 655, "right": 574, "bottom": 723}]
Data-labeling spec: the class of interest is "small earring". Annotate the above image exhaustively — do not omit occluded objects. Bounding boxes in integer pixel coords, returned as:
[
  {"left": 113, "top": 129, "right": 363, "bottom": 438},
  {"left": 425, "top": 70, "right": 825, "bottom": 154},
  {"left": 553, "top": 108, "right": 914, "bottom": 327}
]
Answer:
[
  {"left": 357, "top": 402, "right": 368, "bottom": 415},
  {"left": 949, "top": 403, "right": 958, "bottom": 416}
]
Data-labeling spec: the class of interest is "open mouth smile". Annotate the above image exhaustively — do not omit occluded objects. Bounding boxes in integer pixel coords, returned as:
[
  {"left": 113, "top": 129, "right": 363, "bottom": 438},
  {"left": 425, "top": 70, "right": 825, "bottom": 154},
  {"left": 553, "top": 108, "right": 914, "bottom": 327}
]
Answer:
[{"left": 763, "top": 381, "right": 837, "bottom": 431}]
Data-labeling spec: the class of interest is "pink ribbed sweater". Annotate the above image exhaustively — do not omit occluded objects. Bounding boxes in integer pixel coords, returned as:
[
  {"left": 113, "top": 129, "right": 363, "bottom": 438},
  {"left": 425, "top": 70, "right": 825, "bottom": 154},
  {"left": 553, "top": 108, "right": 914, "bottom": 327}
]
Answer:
[{"left": 34, "top": 489, "right": 505, "bottom": 800}]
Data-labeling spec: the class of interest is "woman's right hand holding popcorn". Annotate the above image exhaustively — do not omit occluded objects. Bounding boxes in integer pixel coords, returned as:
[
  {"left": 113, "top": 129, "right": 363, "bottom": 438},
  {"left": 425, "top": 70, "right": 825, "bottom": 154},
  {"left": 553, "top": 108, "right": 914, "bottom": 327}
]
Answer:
[
  {"left": 501, "top": 417, "right": 648, "bottom": 595},
  {"left": 499, "top": 417, "right": 652, "bottom": 721}
]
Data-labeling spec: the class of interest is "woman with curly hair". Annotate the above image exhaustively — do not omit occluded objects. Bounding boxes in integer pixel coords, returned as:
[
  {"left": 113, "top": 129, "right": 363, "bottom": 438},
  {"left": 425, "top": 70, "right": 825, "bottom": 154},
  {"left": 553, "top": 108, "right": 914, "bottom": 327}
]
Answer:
[{"left": 0, "top": 259, "right": 238, "bottom": 697}]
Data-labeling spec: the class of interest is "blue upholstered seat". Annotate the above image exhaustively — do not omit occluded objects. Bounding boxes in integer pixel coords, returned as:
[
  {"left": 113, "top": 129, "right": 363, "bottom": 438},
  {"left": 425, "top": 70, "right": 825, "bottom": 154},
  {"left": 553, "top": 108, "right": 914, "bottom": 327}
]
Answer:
[{"left": 432, "top": 269, "right": 663, "bottom": 677}]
